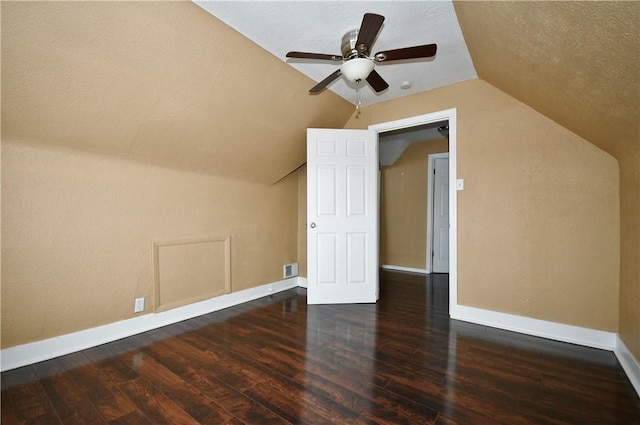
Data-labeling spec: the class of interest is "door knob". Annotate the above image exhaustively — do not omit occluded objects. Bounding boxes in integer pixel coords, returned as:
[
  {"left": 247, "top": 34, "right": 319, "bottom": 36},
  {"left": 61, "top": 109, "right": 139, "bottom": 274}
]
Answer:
[{"left": 310, "top": 222, "right": 316, "bottom": 228}]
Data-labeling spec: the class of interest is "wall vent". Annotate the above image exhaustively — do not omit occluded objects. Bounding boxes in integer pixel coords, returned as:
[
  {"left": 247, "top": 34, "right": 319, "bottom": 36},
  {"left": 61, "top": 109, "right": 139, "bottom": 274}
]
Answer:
[{"left": 283, "top": 262, "right": 299, "bottom": 279}]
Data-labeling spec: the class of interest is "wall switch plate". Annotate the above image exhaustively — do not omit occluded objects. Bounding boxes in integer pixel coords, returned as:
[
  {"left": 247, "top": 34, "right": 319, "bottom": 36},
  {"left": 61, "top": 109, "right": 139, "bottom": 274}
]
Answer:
[
  {"left": 134, "top": 297, "right": 145, "bottom": 313},
  {"left": 456, "top": 178, "right": 465, "bottom": 191}
]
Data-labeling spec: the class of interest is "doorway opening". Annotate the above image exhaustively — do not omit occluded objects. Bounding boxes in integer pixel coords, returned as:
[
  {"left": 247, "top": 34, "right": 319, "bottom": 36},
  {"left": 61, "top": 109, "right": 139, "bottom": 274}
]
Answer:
[
  {"left": 378, "top": 121, "right": 450, "bottom": 274},
  {"left": 369, "top": 109, "right": 458, "bottom": 312}
]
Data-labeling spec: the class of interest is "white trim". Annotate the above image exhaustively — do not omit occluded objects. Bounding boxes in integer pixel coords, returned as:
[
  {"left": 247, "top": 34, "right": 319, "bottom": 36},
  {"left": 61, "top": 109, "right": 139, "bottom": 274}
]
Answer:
[
  {"left": 452, "top": 304, "right": 640, "bottom": 398},
  {"left": 452, "top": 306, "right": 640, "bottom": 398},
  {"left": 614, "top": 335, "right": 640, "bottom": 396},
  {"left": 381, "top": 265, "right": 428, "bottom": 274},
  {"left": 1, "top": 277, "right": 301, "bottom": 372},
  {"left": 451, "top": 304, "right": 617, "bottom": 350},
  {"left": 369, "top": 108, "right": 458, "bottom": 311},
  {"left": 426, "top": 152, "right": 449, "bottom": 274},
  {"left": 297, "top": 277, "right": 308, "bottom": 288}
]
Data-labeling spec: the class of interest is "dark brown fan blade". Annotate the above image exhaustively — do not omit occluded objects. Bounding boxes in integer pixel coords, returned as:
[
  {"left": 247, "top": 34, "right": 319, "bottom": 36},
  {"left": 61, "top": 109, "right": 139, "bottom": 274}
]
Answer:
[
  {"left": 355, "top": 13, "right": 385, "bottom": 52},
  {"left": 310, "top": 69, "right": 342, "bottom": 93},
  {"left": 286, "top": 51, "right": 343, "bottom": 61},
  {"left": 374, "top": 44, "right": 437, "bottom": 62},
  {"left": 366, "top": 69, "right": 389, "bottom": 93}
]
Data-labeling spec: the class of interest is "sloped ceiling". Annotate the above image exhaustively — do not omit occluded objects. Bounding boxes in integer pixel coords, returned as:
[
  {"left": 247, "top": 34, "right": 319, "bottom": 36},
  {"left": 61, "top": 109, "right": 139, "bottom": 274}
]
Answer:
[
  {"left": 195, "top": 0, "right": 477, "bottom": 107},
  {"left": 453, "top": 0, "right": 639, "bottom": 162},
  {"left": 1, "top": 1, "right": 355, "bottom": 184},
  {"left": 2, "top": 1, "right": 638, "bottom": 184},
  {"left": 195, "top": 0, "right": 639, "bottom": 163}
]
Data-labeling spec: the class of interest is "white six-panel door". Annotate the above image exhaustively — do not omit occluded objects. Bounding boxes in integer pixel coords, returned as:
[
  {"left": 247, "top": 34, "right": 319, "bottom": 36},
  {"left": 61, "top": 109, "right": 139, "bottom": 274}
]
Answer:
[{"left": 307, "top": 128, "right": 378, "bottom": 304}]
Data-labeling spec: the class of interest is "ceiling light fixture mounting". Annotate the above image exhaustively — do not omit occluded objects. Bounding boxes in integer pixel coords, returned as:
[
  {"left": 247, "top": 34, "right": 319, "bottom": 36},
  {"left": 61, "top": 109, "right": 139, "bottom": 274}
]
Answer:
[{"left": 286, "top": 13, "right": 438, "bottom": 100}]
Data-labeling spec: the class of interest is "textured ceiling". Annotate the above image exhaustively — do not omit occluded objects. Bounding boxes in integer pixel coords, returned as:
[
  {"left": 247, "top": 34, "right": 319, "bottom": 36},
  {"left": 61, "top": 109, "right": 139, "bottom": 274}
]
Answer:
[
  {"left": 2, "top": 1, "right": 638, "bottom": 185},
  {"left": 196, "top": 0, "right": 639, "bottom": 163},
  {"left": 195, "top": 1, "right": 477, "bottom": 107},
  {"left": 453, "top": 0, "right": 639, "bottom": 162}
]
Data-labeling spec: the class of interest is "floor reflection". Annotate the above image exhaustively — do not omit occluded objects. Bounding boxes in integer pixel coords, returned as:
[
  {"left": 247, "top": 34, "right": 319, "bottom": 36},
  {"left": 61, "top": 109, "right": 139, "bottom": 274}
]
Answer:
[{"left": 3, "top": 270, "right": 639, "bottom": 424}]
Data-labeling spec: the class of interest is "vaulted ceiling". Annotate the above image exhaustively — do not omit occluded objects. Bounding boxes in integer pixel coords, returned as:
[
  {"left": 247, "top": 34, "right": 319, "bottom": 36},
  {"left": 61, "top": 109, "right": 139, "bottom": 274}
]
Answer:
[
  {"left": 1, "top": 1, "right": 354, "bottom": 184},
  {"left": 195, "top": 1, "right": 477, "bottom": 107},
  {"left": 453, "top": 0, "right": 639, "bottom": 163},
  {"left": 2, "top": 1, "right": 638, "bottom": 183}
]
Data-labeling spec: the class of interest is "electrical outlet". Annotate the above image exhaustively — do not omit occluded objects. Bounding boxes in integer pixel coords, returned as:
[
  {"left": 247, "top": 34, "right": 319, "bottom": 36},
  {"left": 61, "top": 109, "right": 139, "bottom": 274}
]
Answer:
[{"left": 134, "top": 297, "right": 145, "bottom": 313}]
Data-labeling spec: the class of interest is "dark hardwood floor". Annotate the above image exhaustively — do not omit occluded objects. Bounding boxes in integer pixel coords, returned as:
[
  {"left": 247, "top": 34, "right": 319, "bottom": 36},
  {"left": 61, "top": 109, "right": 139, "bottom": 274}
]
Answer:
[{"left": 2, "top": 270, "right": 639, "bottom": 424}]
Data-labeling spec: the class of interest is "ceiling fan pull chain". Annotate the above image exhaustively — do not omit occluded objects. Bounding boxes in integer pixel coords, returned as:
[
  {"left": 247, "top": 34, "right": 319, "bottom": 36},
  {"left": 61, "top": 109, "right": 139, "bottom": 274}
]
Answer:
[{"left": 356, "top": 80, "right": 362, "bottom": 109}]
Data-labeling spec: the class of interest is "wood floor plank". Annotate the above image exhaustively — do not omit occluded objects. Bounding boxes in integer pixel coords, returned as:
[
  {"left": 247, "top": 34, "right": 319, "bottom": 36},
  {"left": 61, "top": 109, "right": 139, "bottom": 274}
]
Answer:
[
  {"left": 1, "top": 388, "right": 21, "bottom": 425},
  {"left": 138, "top": 337, "right": 291, "bottom": 424},
  {"left": 3, "top": 366, "right": 63, "bottom": 424},
  {"left": 115, "top": 349, "right": 236, "bottom": 424},
  {"left": 35, "top": 359, "right": 108, "bottom": 425},
  {"left": 293, "top": 368, "right": 438, "bottom": 425},
  {"left": 367, "top": 386, "right": 441, "bottom": 425},
  {"left": 200, "top": 384, "right": 291, "bottom": 425},
  {"left": 56, "top": 354, "right": 153, "bottom": 424},
  {"left": 434, "top": 414, "right": 459, "bottom": 425},
  {"left": 243, "top": 382, "right": 357, "bottom": 425},
  {"left": 384, "top": 374, "right": 516, "bottom": 425},
  {"left": 116, "top": 376, "right": 201, "bottom": 425},
  {"left": 161, "top": 332, "right": 260, "bottom": 392},
  {"left": 1, "top": 271, "right": 638, "bottom": 424},
  {"left": 158, "top": 329, "right": 363, "bottom": 424}
]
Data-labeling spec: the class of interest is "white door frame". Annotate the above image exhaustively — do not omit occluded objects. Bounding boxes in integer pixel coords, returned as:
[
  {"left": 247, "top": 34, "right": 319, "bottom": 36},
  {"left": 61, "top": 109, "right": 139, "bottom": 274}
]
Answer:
[
  {"left": 427, "top": 152, "right": 450, "bottom": 274},
  {"left": 369, "top": 108, "right": 458, "bottom": 313}
]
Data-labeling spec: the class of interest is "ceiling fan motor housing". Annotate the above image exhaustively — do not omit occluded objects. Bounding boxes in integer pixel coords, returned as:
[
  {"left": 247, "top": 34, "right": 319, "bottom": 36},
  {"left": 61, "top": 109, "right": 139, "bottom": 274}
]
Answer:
[{"left": 341, "top": 29, "right": 367, "bottom": 59}]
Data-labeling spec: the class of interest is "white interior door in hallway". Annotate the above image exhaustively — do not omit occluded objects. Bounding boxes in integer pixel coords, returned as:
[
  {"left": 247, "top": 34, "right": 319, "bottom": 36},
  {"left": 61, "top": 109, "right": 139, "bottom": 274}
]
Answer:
[
  {"left": 426, "top": 152, "right": 451, "bottom": 273},
  {"left": 431, "top": 156, "right": 450, "bottom": 273}
]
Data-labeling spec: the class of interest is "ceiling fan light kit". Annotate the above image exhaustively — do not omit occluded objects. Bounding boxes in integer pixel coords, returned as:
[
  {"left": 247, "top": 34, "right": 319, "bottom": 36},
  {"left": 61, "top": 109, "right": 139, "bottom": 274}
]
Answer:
[
  {"left": 341, "top": 58, "right": 375, "bottom": 82},
  {"left": 285, "top": 12, "right": 438, "bottom": 103}
]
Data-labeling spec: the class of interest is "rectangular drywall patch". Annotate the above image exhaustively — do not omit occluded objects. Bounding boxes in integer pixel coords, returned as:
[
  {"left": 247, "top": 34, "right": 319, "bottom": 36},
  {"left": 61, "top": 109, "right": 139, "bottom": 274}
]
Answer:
[{"left": 153, "top": 236, "right": 231, "bottom": 313}]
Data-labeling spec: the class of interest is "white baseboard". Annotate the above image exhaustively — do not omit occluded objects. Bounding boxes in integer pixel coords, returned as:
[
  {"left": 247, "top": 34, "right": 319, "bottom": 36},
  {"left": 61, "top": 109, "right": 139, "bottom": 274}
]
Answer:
[
  {"left": 614, "top": 335, "right": 640, "bottom": 396},
  {"left": 381, "top": 265, "right": 428, "bottom": 274},
  {"left": 1, "top": 277, "right": 301, "bottom": 372},
  {"left": 451, "top": 304, "right": 617, "bottom": 350},
  {"left": 4, "top": 277, "right": 639, "bottom": 399},
  {"left": 451, "top": 304, "right": 640, "bottom": 398},
  {"left": 297, "top": 277, "right": 308, "bottom": 288}
]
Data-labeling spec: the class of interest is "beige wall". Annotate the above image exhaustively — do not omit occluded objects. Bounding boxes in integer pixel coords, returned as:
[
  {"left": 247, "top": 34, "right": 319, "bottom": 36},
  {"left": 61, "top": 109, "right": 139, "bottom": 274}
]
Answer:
[
  {"left": 344, "top": 79, "right": 620, "bottom": 332},
  {"left": 453, "top": 0, "right": 639, "bottom": 361},
  {"left": 380, "top": 140, "right": 449, "bottom": 269},
  {"left": 618, "top": 148, "right": 640, "bottom": 359},
  {"left": 297, "top": 166, "right": 308, "bottom": 278},
  {"left": 1, "top": 0, "right": 348, "bottom": 351},
  {"left": 1, "top": 1, "right": 353, "bottom": 186},
  {"left": 1, "top": 142, "right": 298, "bottom": 348}
]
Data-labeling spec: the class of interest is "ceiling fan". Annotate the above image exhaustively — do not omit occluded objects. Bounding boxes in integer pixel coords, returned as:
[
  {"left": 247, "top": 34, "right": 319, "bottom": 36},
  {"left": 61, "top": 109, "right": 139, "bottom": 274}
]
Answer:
[{"left": 286, "top": 13, "right": 437, "bottom": 95}]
